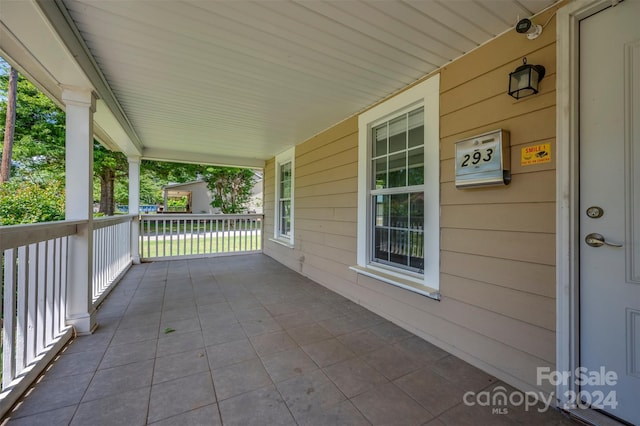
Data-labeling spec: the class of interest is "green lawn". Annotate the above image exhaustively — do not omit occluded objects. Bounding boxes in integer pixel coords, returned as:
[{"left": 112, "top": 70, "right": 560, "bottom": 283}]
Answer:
[{"left": 140, "top": 233, "right": 261, "bottom": 258}]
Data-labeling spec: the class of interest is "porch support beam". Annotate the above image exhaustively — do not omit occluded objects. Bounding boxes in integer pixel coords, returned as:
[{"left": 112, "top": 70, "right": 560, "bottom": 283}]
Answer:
[
  {"left": 128, "top": 156, "right": 141, "bottom": 264},
  {"left": 63, "top": 87, "right": 97, "bottom": 335}
]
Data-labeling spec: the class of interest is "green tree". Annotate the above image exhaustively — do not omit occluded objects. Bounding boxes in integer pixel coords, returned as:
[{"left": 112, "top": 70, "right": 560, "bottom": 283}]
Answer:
[
  {"left": 0, "top": 180, "right": 65, "bottom": 225},
  {"left": 1, "top": 59, "right": 130, "bottom": 217},
  {"left": 141, "top": 160, "right": 205, "bottom": 184},
  {"left": 94, "top": 142, "right": 128, "bottom": 215},
  {"left": 204, "top": 167, "right": 255, "bottom": 214},
  {"left": 0, "top": 64, "right": 66, "bottom": 185},
  {"left": 1, "top": 66, "right": 17, "bottom": 182}
]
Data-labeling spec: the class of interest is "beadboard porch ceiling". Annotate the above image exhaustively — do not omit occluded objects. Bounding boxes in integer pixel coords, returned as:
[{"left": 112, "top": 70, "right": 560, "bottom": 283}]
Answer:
[{"left": 1, "top": 0, "right": 558, "bottom": 167}]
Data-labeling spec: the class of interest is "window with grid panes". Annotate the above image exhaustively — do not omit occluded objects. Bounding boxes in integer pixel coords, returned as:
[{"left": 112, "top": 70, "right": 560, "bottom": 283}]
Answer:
[
  {"left": 273, "top": 147, "right": 295, "bottom": 247},
  {"left": 371, "top": 107, "right": 425, "bottom": 272},
  {"left": 355, "top": 75, "right": 439, "bottom": 295},
  {"left": 278, "top": 161, "right": 292, "bottom": 239}
]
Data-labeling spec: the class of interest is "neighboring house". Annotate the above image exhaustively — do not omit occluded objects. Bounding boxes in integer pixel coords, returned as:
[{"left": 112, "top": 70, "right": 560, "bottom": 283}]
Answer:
[
  {"left": 162, "top": 174, "right": 263, "bottom": 214},
  {"left": 161, "top": 180, "right": 210, "bottom": 214}
]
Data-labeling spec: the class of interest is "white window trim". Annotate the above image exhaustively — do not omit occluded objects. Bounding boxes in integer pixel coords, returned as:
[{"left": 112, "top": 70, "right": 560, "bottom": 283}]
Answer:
[
  {"left": 353, "top": 75, "right": 440, "bottom": 297},
  {"left": 272, "top": 147, "right": 295, "bottom": 248}
]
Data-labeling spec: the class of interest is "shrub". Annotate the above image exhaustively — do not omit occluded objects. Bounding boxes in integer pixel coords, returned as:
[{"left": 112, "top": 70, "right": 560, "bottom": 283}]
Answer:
[{"left": 0, "top": 180, "right": 65, "bottom": 225}]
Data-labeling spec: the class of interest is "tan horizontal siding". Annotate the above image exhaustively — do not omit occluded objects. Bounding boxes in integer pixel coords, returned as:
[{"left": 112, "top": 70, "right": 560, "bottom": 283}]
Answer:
[
  {"left": 295, "top": 218, "right": 357, "bottom": 238},
  {"left": 441, "top": 85, "right": 555, "bottom": 139},
  {"left": 441, "top": 251, "right": 555, "bottom": 298},
  {"left": 296, "top": 229, "right": 356, "bottom": 252},
  {"left": 440, "top": 203, "right": 555, "bottom": 233},
  {"left": 441, "top": 274, "right": 555, "bottom": 331},
  {"left": 441, "top": 106, "right": 556, "bottom": 160},
  {"left": 442, "top": 228, "right": 555, "bottom": 265},
  {"left": 296, "top": 207, "right": 356, "bottom": 223},
  {"left": 296, "top": 162, "right": 357, "bottom": 187},
  {"left": 296, "top": 177, "right": 357, "bottom": 197},
  {"left": 441, "top": 170, "right": 555, "bottom": 204},
  {"left": 264, "top": 117, "right": 359, "bottom": 289},
  {"left": 440, "top": 43, "right": 557, "bottom": 117},
  {"left": 263, "top": 158, "right": 275, "bottom": 232},
  {"left": 295, "top": 118, "right": 357, "bottom": 157},
  {"left": 296, "top": 147, "right": 358, "bottom": 178}
]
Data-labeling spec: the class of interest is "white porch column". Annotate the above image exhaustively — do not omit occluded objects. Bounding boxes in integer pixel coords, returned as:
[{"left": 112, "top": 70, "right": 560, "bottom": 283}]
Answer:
[
  {"left": 63, "top": 87, "right": 97, "bottom": 335},
  {"left": 128, "top": 156, "right": 141, "bottom": 264}
]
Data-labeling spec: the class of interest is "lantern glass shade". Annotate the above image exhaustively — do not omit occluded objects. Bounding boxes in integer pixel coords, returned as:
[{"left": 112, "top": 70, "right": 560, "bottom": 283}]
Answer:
[{"left": 508, "top": 62, "right": 545, "bottom": 99}]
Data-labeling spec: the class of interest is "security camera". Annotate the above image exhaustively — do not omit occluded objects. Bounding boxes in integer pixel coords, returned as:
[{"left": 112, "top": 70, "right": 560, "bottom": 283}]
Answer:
[{"left": 515, "top": 17, "right": 542, "bottom": 40}]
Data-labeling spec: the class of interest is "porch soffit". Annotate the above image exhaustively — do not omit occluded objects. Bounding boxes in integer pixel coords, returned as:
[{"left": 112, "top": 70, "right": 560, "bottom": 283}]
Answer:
[{"left": 2, "top": 0, "right": 559, "bottom": 167}]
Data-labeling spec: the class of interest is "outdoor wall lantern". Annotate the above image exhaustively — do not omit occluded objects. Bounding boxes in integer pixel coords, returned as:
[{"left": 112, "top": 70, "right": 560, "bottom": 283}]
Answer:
[{"left": 508, "top": 57, "right": 545, "bottom": 99}]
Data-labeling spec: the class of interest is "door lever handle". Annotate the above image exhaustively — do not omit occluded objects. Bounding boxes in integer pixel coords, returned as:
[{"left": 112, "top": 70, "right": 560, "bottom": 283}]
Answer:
[{"left": 585, "top": 233, "right": 623, "bottom": 248}]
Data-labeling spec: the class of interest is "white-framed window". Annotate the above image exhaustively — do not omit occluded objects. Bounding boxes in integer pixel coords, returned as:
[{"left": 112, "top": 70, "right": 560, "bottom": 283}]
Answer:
[
  {"left": 273, "top": 147, "right": 295, "bottom": 247},
  {"left": 353, "top": 75, "right": 440, "bottom": 297}
]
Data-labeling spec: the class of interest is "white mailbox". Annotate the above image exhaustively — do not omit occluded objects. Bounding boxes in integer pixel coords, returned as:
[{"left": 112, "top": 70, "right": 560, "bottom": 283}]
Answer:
[{"left": 455, "top": 129, "right": 510, "bottom": 188}]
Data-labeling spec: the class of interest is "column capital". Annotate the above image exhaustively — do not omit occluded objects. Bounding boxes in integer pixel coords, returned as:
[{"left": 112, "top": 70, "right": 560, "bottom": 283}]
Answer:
[
  {"left": 61, "top": 86, "right": 97, "bottom": 111},
  {"left": 127, "top": 155, "right": 142, "bottom": 165}
]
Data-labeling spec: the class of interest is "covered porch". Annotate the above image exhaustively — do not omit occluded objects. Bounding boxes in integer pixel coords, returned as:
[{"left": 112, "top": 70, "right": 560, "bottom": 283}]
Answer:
[
  {"left": 2, "top": 255, "right": 574, "bottom": 426},
  {"left": 5, "top": 0, "right": 631, "bottom": 423}
]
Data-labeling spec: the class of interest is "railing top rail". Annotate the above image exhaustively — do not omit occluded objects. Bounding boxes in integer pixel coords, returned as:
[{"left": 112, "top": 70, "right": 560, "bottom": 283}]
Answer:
[
  {"left": 140, "top": 213, "right": 264, "bottom": 220},
  {"left": 0, "top": 219, "right": 86, "bottom": 251},
  {"left": 93, "top": 214, "right": 136, "bottom": 230}
]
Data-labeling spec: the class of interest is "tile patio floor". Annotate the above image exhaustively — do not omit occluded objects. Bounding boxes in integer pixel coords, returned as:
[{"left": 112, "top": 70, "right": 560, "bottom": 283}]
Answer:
[{"left": 2, "top": 255, "right": 578, "bottom": 425}]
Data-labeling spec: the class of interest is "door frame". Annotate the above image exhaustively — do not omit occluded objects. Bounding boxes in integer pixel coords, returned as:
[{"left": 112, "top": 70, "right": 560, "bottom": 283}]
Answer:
[{"left": 556, "top": 0, "right": 621, "bottom": 414}]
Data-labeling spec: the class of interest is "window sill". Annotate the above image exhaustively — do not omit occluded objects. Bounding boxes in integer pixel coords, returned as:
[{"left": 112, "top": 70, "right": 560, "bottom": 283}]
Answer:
[
  {"left": 349, "top": 265, "right": 440, "bottom": 300},
  {"left": 268, "top": 238, "right": 294, "bottom": 249}
]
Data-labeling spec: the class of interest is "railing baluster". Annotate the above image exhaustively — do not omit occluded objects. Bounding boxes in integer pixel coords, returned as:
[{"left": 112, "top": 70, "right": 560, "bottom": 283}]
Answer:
[
  {"left": 242, "top": 218, "right": 246, "bottom": 252},
  {"left": 216, "top": 218, "right": 219, "bottom": 253},
  {"left": 183, "top": 219, "right": 187, "bottom": 255},
  {"left": 26, "top": 243, "right": 38, "bottom": 365},
  {"left": 208, "top": 218, "right": 213, "bottom": 253},
  {"left": 16, "top": 246, "right": 28, "bottom": 373},
  {"left": 168, "top": 218, "right": 171, "bottom": 256},
  {"left": 45, "top": 240, "right": 55, "bottom": 347},
  {"left": 36, "top": 241, "right": 47, "bottom": 356},
  {"left": 53, "top": 238, "right": 60, "bottom": 342},
  {"left": 3, "top": 249, "right": 17, "bottom": 388},
  {"left": 60, "top": 237, "right": 68, "bottom": 332}
]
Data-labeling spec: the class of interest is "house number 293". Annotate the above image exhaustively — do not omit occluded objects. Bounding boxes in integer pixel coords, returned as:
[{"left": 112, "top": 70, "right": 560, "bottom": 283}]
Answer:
[{"left": 460, "top": 148, "right": 494, "bottom": 167}]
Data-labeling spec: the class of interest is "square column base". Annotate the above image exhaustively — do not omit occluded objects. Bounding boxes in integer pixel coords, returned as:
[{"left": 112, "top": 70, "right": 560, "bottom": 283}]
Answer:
[{"left": 66, "top": 311, "right": 98, "bottom": 335}]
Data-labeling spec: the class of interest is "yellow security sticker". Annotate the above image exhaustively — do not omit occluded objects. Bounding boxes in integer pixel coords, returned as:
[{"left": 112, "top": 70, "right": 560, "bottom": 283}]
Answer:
[{"left": 521, "top": 143, "right": 551, "bottom": 166}]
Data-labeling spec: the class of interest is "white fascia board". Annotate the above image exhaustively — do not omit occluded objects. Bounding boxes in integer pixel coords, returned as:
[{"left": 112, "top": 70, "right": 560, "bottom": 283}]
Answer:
[
  {"left": 142, "top": 148, "right": 266, "bottom": 169},
  {"left": 0, "top": 0, "right": 143, "bottom": 157}
]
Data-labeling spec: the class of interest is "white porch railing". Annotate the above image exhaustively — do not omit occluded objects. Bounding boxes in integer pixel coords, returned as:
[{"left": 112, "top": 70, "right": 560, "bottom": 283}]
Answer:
[
  {"left": 139, "top": 214, "right": 263, "bottom": 260},
  {"left": 0, "top": 221, "right": 78, "bottom": 401},
  {"left": 0, "top": 215, "right": 136, "bottom": 415},
  {"left": 92, "top": 215, "right": 135, "bottom": 306}
]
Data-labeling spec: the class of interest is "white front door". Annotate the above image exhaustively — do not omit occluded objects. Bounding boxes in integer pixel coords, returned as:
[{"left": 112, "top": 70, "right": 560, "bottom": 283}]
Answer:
[{"left": 580, "top": 1, "right": 640, "bottom": 424}]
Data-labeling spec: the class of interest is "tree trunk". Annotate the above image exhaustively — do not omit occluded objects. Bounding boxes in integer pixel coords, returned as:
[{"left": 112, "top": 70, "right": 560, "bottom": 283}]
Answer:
[
  {"left": 99, "top": 169, "right": 115, "bottom": 215},
  {"left": 1, "top": 67, "right": 18, "bottom": 183}
]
